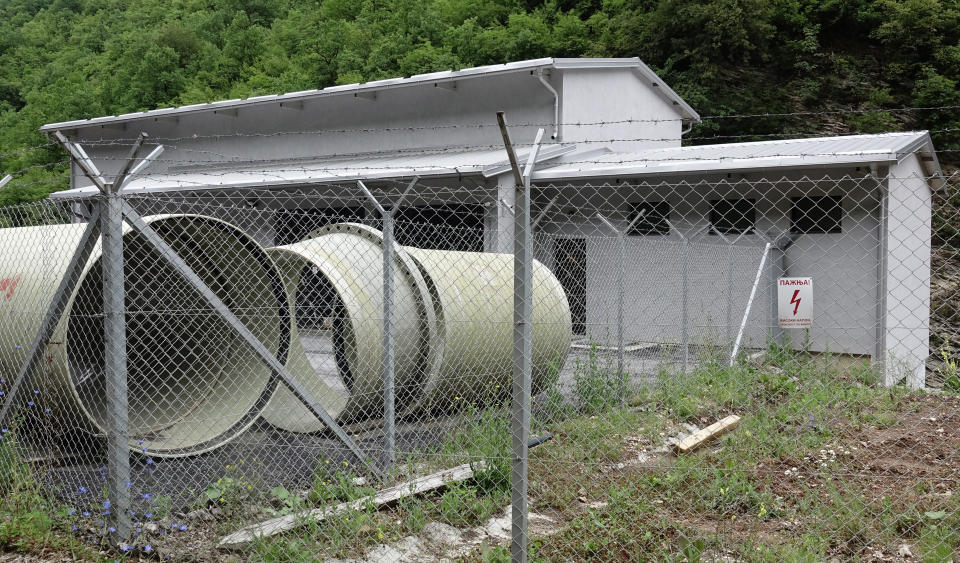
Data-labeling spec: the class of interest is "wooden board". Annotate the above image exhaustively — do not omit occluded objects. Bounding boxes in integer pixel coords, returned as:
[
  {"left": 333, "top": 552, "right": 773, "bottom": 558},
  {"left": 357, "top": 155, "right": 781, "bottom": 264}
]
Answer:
[
  {"left": 674, "top": 415, "right": 741, "bottom": 454},
  {"left": 218, "top": 461, "right": 484, "bottom": 549}
]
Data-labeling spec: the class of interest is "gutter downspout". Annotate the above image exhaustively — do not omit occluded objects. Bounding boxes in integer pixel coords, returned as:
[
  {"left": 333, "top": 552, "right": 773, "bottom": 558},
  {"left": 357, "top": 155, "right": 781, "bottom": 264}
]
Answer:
[
  {"left": 681, "top": 120, "right": 694, "bottom": 136},
  {"left": 537, "top": 69, "right": 560, "bottom": 141}
]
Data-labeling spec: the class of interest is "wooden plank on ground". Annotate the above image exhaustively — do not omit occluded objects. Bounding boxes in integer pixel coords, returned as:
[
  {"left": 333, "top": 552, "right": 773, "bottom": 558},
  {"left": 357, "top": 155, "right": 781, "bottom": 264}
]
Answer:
[
  {"left": 218, "top": 461, "right": 484, "bottom": 550},
  {"left": 674, "top": 415, "right": 741, "bottom": 454}
]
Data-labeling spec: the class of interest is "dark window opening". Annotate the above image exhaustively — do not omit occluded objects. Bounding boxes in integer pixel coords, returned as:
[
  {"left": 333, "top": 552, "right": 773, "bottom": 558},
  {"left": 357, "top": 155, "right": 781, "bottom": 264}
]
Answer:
[
  {"left": 554, "top": 238, "right": 586, "bottom": 335},
  {"left": 710, "top": 198, "right": 756, "bottom": 235},
  {"left": 275, "top": 206, "right": 367, "bottom": 245},
  {"left": 394, "top": 204, "right": 485, "bottom": 252},
  {"left": 628, "top": 201, "right": 671, "bottom": 236},
  {"left": 791, "top": 196, "right": 842, "bottom": 234}
]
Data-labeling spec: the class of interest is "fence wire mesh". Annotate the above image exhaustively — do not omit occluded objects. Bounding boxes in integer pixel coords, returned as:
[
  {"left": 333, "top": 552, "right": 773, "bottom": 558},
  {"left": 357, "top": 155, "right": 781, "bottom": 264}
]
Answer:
[{"left": 0, "top": 160, "right": 957, "bottom": 562}]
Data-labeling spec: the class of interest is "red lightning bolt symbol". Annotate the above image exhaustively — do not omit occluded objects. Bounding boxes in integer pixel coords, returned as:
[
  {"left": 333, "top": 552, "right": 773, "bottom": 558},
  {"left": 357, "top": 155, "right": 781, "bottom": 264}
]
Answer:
[{"left": 790, "top": 289, "right": 801, "bottom": 315}]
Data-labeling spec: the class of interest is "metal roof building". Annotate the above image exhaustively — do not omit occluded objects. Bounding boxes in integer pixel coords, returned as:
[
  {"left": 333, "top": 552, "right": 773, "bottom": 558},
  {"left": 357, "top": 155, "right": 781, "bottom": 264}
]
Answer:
[
  {"left": 533, "top": 131, "right": 942, "bottom": 180},
  {"left": 41, "top": 58, "right": 941, "bottom": 387}
]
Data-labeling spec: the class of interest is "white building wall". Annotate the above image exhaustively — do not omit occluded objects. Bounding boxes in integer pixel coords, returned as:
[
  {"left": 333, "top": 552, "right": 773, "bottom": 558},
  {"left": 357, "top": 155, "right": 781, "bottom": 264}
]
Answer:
[
  {"left": 884, "top": 155, "right": 933, "bottom": 387},
  {"left": 70, "top": 67, "right": 688, "bottom": 192},
  {"left": 779, "top": 179, "right": 881, "bottom": 355},
  {"left": 491, "top": 174, "right": 516, "bottom": 254},
  {"left": 533, "top": 171, "right": 885, "bottom": 356},
  {"left": 486, "top": 68, "right": 688, "bottom": 253},
  {"left": 560, "top": 68, "right": 684, "bottom": 152}
]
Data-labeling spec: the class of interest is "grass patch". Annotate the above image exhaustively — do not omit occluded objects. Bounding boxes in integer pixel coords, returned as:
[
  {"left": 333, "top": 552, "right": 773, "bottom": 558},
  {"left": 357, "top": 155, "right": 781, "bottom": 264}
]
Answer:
[
  {"left": 573, "top": 340, "right": 625, "bottom": 415},
  {"left": 250, "top": 405, "right": 514, "bottom": 560},
  {"left": 520, "top": 344, "right": 959, "bottom": 561},
  {"left": 0, "top": 428, "right": 105, "bottom": 560},
  {"left": 6, "top": 343, "right": 955, "bottom": 561}
]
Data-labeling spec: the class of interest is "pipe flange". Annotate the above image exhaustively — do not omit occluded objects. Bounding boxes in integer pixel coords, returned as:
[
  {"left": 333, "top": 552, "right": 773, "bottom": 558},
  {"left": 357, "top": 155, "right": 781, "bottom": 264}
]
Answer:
[{"left": 308, "top": 223, "right": 442, "bottom": 413}]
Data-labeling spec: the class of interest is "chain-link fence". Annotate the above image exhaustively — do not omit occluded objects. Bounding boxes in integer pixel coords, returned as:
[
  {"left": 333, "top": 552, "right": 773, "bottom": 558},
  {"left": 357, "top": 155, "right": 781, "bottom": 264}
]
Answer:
[{"left": 0, "top": 139, "right": 958, "bottom": 561}]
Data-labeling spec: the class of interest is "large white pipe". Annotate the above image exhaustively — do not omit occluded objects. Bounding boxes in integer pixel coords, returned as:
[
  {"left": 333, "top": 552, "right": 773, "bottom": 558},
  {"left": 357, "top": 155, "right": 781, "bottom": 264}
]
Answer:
[
  {"left": 263, "top": 223, "right": 571, "bottom": 432},
  {"left": 401, "top": 246, "right": 572, "bottom": 410},
  {"left": 261, "top": 223, "right": 436, "bottom": 432},
  {"left": 0, "top": 215, "right": 287, "bottom": 457}
]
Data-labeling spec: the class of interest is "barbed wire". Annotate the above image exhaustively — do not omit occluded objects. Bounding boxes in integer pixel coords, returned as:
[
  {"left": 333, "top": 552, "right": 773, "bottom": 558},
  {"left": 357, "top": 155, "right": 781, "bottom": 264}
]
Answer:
[
  {"left": 52, "top": 148, "right": 954, "bottom": 172},
  {"left": 0, "top": 106, "right": 955, "bottom": 197},
  {"left": 0, "top": 105, "right": 953, "bottom": 165},
  {"left": 0, "top": 141, "right": 60, "bottom": 162},
  {"left": 55, "top": 128, "right": 957, "bottom": 171},
  {"left": 74, "top": 127, "right": 960, "bottom": 156},
  {"left": 5, "top": 166, "right": 953, "bottom": 203},
  {"left": 111, "top": 172, "right": 900, "bottom": 218},
  {"left": 1, "top": 160, "right": 70, "bottom": 178},
  {"left": 42, "top": 103, "right": 960, "bottom": 145},
  {"left": 49, "top": 171, "right": 943, "bottom": 217}
]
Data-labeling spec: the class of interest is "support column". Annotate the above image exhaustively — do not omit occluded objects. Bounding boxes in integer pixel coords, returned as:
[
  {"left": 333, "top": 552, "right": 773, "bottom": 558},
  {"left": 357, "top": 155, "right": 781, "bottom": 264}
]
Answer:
[
  {"left": 102, "top": 183, "right": 131, "bottom": 542},
  {"left": 769, "top": 233, "right": 793, "bottom": 349},
  {"left": 381, "top": 211, "right": 396, "bottom": 471},
  {"left": 681, "top": 238, "right": 690, "bottom": 372},
  {"left": 875, "top": 181, "right": 889, "bottom": 383},
  {"left": 358, "top": 177, "right": 418, "bottom": 475},
  {"left": 496, "top": 174, "right": 516, "bottom": 254},
  {"left": 596, "top": 211, "right": 644, "bottom": 404},
  {"left": 498, "top": 111, "right": 543, "bottom": 563}
]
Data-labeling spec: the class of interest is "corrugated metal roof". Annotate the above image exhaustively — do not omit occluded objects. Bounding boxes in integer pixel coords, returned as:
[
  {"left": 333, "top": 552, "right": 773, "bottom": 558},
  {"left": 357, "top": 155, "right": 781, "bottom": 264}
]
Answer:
[
  {"left": 49, "top": 144, "right": 574, "bottom": 199},
  {"left": 39, "top": 58, "right": 699, "bottom": 132},
  {"left": 533, "top": 132, "right": 941, "bottom": 181}
]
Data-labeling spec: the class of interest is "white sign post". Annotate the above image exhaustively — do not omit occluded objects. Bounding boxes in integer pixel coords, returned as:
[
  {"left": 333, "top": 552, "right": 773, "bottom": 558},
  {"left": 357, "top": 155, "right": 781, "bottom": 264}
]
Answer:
[{"left": 778, "top": 277, "right": 812, "bottom": 328}]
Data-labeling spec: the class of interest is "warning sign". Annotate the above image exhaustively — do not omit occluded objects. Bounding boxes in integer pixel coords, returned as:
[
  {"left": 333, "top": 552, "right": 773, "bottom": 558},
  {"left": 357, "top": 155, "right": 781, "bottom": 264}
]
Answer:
[{"left": 778, "top": 277, "right": 812, "bottom": 328}]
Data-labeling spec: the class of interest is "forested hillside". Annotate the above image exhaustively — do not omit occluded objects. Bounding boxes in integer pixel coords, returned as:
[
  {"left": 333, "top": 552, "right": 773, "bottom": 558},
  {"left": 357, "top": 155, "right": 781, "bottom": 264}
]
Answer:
[{"left": 1, "top": 0, "right": 959, "bottom": 202}]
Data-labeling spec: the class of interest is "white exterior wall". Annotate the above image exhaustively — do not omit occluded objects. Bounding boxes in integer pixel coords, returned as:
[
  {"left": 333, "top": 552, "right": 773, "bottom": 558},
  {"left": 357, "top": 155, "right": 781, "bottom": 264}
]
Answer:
[
  {"left": 560, "top": 68, "right": 684, "bottom": 152},
  {"left": 534, "top": 196, "right": 773, "bottom": 350},
  {"left": 491, "top": 174, "right": 516, "bottom": 253},
  {"left": 778, "top": 180, "right": 882, "bottom": 355},
  {"left": 533, "top": 170, "right": 884, "bottom": 355},
  {"left": 884, "top": 155, "right": 933, "bottom": 387},
  {"left": 481, "top": 68, "right": 687, "bottom": 253},
  {"left": 68, "top": 67, "right": 686, "bottom": 192}
]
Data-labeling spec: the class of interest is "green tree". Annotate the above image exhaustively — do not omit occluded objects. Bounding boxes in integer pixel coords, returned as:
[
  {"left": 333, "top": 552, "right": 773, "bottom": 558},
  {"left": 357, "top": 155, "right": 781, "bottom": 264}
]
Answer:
[{"left": 0, "top": 0, "right": 958, "bottom": 206}]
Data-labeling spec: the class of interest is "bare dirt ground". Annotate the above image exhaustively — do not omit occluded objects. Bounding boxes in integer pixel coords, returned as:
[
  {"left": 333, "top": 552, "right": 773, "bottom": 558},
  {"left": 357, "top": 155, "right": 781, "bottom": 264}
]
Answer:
[
  {"left": 757, "top": 393, "right": 960, "bottom": 561},
  {"left": 763, "top": 394, "right": 960, "bottom": 501}
]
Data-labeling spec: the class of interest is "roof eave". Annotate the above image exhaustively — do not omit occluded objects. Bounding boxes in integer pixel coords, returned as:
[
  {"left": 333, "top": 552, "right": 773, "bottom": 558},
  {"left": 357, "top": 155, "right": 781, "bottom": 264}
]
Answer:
[
  {"left": 893, "top": 131, "right": 944, "bottom": 188},
  {"left": 39, "top": 57, "right": 700, "bottom": 133},
  {"left": 631, "top": 62, "right": 700, "bottom": 123},
  {"left": 531, "top": 154, "right": 904, "bottom": 183},
  {"left": 39, "top": 59, "right": 559, "bottom": 133},
  {"left": 48, "top": 166, "right": 490, "bottom": 200}
]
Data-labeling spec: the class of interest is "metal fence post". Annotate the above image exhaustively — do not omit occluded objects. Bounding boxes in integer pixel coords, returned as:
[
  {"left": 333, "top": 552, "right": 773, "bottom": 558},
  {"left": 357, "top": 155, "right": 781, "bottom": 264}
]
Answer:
[
  {"left": 596, "top": 213, "right": 632, "bottom": 404},
  {"left": 769, "top": 233, "right": 793, "bottom": 348},
  {"left": 681, "top": 238, "right": 690, "bottom": 372},
  {"left": 358, "top": 178, "right": 418, "bottom": 474},
  {"left": 499, "top": 112, "right": 543, "bottom": 563},
  {"left": 617, "top": 234, "right": 626, "bottom": 401},
  {"left": 101, "top": 184, "right": 131, "bottom": 542},
  {"left": 382, "top": 209, "right": 396, "bottom": 472},
  {"left": 726, "top": 243, "right": 734, "bottom": 349}
]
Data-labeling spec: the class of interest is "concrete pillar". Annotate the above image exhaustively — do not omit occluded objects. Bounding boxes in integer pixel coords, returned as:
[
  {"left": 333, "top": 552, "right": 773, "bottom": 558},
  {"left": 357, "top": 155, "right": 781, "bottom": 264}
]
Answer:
[{"left": 494, "top": 174, "right": 515, "bottom": 254}]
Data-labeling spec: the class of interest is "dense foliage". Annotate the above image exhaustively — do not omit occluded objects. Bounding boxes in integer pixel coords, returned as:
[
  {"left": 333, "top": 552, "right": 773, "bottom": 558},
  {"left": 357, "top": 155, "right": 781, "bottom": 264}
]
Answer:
[{"left": 1, "top": 0, "right": 959, "bottom": 202}]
